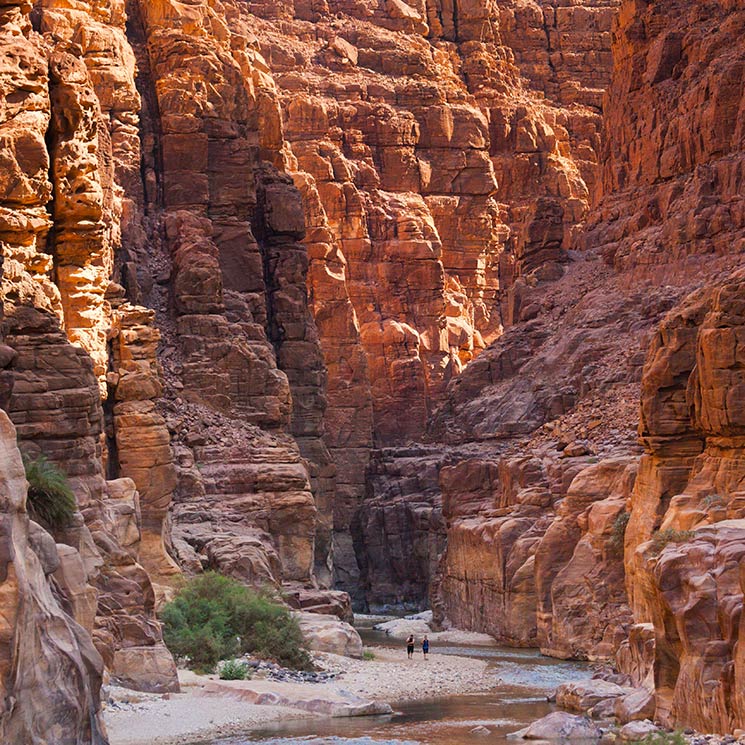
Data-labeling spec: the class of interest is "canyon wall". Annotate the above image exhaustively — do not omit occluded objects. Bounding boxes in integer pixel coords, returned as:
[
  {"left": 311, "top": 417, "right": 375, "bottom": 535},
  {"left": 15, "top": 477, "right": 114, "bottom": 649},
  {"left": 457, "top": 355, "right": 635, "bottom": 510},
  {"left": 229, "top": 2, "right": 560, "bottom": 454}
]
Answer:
[
  {"left": 1, "top": 0, "right": 745, "bottom": 737},
  {"left": 0, "top": 408, "right": 108, "bottom": 744},
  {"left": 433, "top": 0, "right": 745, "bottom": 733},
  {"left": 621, "top": 270, "right": 745, "bottom": 733},
  {"left": 0, "top": 0, "right": 340, "bottom": 736},
  {"left": 254, "top": 0, "right": 621, "bottom": 603}
]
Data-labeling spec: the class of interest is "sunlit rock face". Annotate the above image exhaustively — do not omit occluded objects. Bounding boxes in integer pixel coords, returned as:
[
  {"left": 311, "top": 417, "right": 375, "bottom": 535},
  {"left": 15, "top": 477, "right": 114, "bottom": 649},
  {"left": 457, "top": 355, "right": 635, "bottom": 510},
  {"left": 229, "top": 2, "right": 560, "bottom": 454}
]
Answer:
[
  {"left": 253, "top": 0, "right": 619, "bottom": 599},
  {"left": 8, "top": 0, "right": 620, "bottom": 612},
  {"left": 1, "top": 0, "right": 331, "bottom": 732},
  {"left": 1, "top": 0, "right": 745, "bottom": 737}
]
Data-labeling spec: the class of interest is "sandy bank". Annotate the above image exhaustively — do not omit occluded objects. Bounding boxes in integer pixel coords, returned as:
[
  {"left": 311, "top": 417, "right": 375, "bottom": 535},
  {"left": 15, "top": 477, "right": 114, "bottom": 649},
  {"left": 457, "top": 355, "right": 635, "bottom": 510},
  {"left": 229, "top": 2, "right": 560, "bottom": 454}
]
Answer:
[{"left": 105, "top": 645, "right": 493, "bottom": 745}]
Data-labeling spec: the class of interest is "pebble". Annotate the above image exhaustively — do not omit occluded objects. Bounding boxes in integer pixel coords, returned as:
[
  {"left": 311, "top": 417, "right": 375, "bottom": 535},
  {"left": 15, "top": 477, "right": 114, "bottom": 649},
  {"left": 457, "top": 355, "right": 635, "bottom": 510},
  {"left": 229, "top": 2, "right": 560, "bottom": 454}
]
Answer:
[{"left": 243, "top": 658, "right": 341, "bottom": 685}]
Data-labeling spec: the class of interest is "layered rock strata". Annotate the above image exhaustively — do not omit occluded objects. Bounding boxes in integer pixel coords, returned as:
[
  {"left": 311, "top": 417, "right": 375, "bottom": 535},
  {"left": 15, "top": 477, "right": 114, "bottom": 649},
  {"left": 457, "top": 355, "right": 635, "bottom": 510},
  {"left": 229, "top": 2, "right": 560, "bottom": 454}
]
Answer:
[
  {"left": 1, "top": 0, "right": 745, "bottom": 738},
  {"left": 585, "top": 0, "right": 745, "bottom": 270},
  {"left": 623, "top": 270, "right": 745, "bottom": 732},
  {"left": 244, "top": 0, "right": 620, "bottom": 593},
  {"left": 124, "top": 0, "right": 330, "bottom": 587},
  {"left": 2, "top": 0, "right": 342, "bottom": 677},
  {"left": 432, "top": 0, "right": 745, "bottom": 733}
]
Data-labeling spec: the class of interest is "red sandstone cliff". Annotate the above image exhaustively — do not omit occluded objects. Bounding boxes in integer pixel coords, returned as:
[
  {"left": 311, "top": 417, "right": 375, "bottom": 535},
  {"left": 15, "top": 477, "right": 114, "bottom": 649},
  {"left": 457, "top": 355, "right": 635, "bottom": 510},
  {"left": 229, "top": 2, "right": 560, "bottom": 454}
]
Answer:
[
  {"left": 1, "top": 0, "right": 744, "bottom": 738},
  {"left": 431, "top": 0, "right": 745, "bottom": 732}
]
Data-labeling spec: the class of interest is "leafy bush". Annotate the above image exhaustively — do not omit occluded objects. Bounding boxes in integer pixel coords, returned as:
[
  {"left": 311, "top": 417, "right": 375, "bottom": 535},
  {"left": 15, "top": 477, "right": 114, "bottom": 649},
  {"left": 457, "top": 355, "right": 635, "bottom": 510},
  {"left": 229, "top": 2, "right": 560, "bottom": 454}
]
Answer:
[
  {"left": 362, "top": 650, "right": 376, "bottom": 661},
  {"left": 648, "top": 528, "right": 695, "bottom": 556},
  {"left": 218, "top": 659, "right": 250, "bottom": 680},
  {"left": 609, "top": 511, "right": 630, "bottom": 556},
  {"left": 638, "top": 730, "right": 686, "bottom": 745},
  {"left": 23, "top": 455, "right": 77, "bottom": 530},
  {"left": 702, "top": 493, "right": 724, "bottom": 508},
  {"left": 161, "top": 572, "right": 313, "bottom": 673}
]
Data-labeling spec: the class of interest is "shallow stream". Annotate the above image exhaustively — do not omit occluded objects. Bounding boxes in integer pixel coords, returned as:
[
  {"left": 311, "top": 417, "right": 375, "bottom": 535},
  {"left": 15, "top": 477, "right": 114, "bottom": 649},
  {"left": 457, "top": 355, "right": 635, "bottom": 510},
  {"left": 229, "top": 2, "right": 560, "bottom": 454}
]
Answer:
[{"left": 206, "top": 625, "right": 589, "bottom": 745}]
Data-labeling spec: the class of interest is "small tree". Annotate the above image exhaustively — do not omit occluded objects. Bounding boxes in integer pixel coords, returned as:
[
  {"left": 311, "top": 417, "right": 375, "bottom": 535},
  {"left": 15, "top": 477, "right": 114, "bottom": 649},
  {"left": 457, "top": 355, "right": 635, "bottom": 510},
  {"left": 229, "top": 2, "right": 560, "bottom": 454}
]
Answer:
[
  {"left": 23, "top": 454, "right": 77, "bottom": 531},
  {"left": 161, "top": 572, "right": 313, "bottom": 673}
]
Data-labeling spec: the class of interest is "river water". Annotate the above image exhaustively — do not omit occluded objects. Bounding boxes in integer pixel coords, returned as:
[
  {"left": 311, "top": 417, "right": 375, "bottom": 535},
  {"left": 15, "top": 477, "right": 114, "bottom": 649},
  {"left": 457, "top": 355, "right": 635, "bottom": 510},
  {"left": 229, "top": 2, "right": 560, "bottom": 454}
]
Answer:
[{"left": 205, "top": 625, "right": 589, "bottom": 745}]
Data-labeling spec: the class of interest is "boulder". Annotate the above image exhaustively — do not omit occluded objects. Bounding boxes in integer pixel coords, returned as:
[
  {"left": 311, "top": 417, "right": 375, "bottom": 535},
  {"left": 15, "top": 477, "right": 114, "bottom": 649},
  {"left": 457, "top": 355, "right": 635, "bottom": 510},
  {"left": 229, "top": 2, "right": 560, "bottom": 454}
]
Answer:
[
  {"left": 373, "top": 616, "right": 431, "bottom": 640},
  {"left": 556, "top": 679, "right": 632, "bottom": 714},
  {"left": 111, "top": 644, "right": 180, "bottom": 694},
  {"left": 471, "top": 725, "right": 492, "bottom": 736},
  {"left": 516, "top": 712, "right": 602, "bottom": 741},
  {"left": 615, "top": 688, "right": 656, "bottom": 724},
  {"left": 619, "top": 721, "right": 659, "bottom": 741},
  {"left": 296, "top": 612, "right": 363, "bottom": 658}
]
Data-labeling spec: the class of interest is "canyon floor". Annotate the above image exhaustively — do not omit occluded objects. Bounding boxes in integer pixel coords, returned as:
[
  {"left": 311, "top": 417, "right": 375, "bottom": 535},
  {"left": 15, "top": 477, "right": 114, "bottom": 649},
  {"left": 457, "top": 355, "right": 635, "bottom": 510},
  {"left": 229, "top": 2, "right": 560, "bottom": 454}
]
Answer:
[{"left": 105, "top": 646, "right": 493, "bottom": 745}]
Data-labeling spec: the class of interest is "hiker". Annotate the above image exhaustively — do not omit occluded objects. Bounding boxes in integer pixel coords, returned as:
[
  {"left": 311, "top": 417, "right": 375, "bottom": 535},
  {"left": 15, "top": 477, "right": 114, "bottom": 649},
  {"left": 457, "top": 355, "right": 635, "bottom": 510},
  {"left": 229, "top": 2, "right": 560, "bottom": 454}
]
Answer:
[
  {"left": 406, "top": 634, "right": 415, "bottom": 659},
  {"left": 422, "top": 635, "right": 429, "bottom": 660}
]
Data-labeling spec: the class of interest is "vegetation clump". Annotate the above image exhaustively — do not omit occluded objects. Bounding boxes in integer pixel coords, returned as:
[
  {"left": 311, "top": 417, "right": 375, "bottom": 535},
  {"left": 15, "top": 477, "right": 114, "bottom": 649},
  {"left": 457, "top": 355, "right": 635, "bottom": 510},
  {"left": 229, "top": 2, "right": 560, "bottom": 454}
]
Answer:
[
  {"left": 701, "top": 493, "right": 725, "bottom": 509},
  {"left": 23, "top": 454, "right": 77, "bottom": 531},
  {"left": 161, "top": 572, "right": 313, "bottom": 673},
  {"left": 648, "top": 528, "right": 696, "bottom": 556},
  {"left": 362, "top": 650, "right": 376, "bottom": 661},
  {"left": 218, "top": 659, "right": 250, "bottom": 680},
  {"left": 609, "top": 511, "right": 630, "bottom": 556},
  {"left": 638, "top": 730, "right": 687, "bottom": 745}
]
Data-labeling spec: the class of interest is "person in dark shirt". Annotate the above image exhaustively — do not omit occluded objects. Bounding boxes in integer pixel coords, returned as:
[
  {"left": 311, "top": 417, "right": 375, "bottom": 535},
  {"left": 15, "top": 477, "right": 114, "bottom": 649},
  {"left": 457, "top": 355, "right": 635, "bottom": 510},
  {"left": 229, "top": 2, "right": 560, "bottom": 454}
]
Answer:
[
  {"left": 406, "top": 634, "right": 415, "bottom": 659},
  {"left": 422, "top": 635, "right": 430, "bottom": 660}
]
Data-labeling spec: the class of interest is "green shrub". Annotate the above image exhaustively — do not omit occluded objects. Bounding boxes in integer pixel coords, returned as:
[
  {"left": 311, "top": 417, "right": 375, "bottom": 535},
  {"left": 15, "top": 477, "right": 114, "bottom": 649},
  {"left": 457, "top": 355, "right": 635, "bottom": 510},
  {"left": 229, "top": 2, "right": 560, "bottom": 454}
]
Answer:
[
  {"left": 23, "top": 455, "right": 77, "bottom": 531},
  {"left": 218, "top": 659, "right": 250, "bottom": 680},
  {"left": 161, "top": 572, "right": 313, "bottom": 673},
  {"left": 702, "top": 493, "right": 724, "bottom": 508},
  {"left": 609, "top": 511, "right": 630, "bottom": 556},
  {"left": 648, "top": 528, "right": 695, "bottom": 556},
  {"left": 637, "top": 730, "right": 686, "bottom": 745},
  {"left": 362, "top": 650, "right": 376, "bottom": 661}
]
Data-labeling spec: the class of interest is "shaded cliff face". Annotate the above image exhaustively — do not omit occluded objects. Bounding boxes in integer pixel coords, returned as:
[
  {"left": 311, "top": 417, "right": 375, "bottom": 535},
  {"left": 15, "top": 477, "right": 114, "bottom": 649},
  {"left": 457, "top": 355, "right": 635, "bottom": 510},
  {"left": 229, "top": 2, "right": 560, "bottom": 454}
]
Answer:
[
  {"left": 121, "top": 0, "right": 332, "bottom": 587},
  {"left": 0, "top": 407, "right": 107, "bottom": 743},
  {"left": 430, "top": 0, "right": 745, "bottom": 732},
  {"left": 585, "top": 0, "right": 745, "bottom": 270},
  {"left": 622, "top": 270, "right": 745, "bottom": 733}
]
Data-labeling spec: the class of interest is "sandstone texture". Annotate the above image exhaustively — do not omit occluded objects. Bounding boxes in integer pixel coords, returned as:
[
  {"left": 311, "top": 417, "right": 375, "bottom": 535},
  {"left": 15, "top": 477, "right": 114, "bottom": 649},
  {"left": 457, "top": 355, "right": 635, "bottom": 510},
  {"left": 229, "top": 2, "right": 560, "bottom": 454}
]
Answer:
[
  {"left": 621, "top": 270, "right": 745, "bottom": 732},
  {"left": 296, "top": 611, "right": 364, "bottom": 658},
  {"left": 0, "top": 0, "right": 332, "bottom": 735},
  {"left": 0, "top": 409, "right": 108, "bottom": 743},
  {"left": 408, "top": 0, "right": 745, "bottom": 735},
  {"left": 1, "top": 0, "right": 745, "bottom": 739},
  {"left": 426, "top": 0, "right": 745, "bottom": 729},
  {"left": 249, "top": 0, "right": 621, "bottom": 597},
  {"left": 584, "top": 0, "right": 745, "bottom": 270}
]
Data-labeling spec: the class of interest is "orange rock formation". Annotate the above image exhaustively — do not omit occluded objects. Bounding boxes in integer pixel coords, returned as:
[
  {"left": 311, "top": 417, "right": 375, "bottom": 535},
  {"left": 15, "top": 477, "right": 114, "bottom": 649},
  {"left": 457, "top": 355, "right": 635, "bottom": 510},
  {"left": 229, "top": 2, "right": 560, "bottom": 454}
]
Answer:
[{"left": 1, "top": 0, "right": 744, "bottom": 739}]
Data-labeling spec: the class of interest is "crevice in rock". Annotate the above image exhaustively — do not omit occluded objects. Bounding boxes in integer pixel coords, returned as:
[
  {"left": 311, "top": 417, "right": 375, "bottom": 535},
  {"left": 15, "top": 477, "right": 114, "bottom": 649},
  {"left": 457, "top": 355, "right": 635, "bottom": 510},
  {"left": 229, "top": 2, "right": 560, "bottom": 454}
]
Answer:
[{"left": 126, "top": 0, "right": 164, "bottom": 215}]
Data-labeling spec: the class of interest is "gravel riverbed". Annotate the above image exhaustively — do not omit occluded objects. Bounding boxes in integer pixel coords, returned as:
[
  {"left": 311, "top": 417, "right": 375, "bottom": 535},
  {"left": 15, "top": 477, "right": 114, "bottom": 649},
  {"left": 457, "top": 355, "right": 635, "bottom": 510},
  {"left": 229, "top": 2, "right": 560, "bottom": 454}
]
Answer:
[{"left": 105, "top": 645, "right": 493, "bottom": 745}]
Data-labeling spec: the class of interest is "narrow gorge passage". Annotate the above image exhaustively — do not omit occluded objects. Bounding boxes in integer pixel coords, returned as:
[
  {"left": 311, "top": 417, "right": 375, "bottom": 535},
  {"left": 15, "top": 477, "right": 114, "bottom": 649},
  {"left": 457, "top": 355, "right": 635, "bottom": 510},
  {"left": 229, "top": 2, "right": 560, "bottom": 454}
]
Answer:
[{"left": 0, "top": 0, "right": 744, "bottom": 743}]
